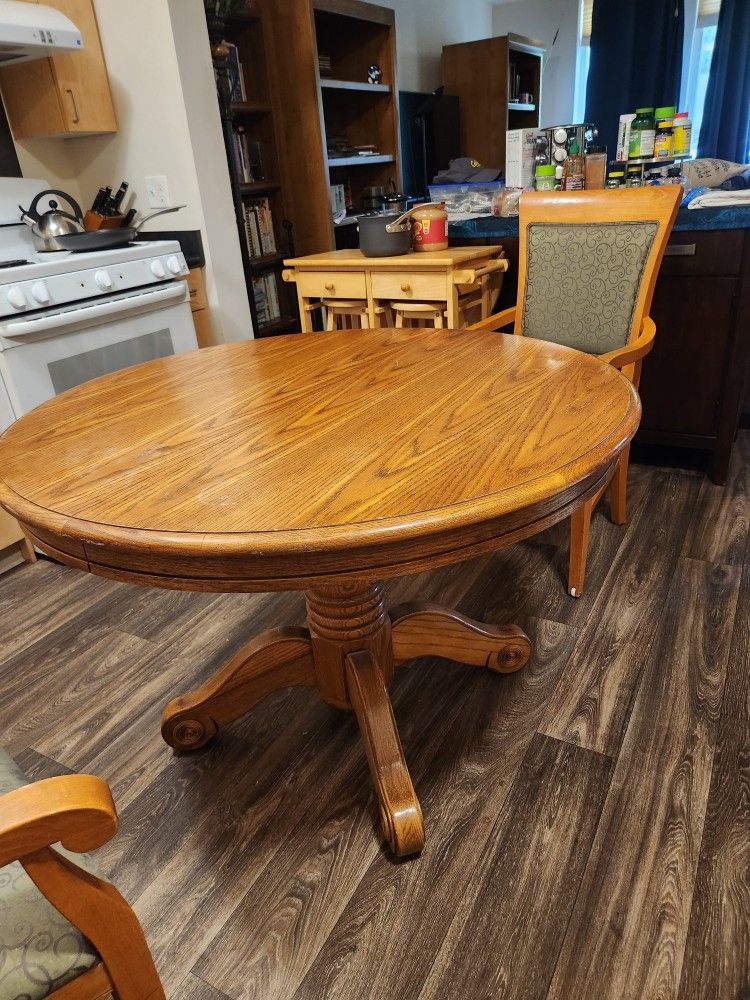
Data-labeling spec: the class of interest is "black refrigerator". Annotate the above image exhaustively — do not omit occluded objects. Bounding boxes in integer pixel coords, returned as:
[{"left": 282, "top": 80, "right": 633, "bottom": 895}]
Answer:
[{"left": 398, "top": 88, "right": 460, "bottom": 201}]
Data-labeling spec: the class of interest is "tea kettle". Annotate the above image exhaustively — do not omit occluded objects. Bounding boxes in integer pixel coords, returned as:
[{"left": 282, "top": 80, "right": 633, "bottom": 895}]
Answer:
[{"left": 19, "top": 189, "right": 85, "bottom": 252}]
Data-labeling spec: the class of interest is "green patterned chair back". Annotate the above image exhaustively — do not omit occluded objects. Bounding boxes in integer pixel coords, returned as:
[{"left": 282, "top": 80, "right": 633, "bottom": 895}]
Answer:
[
  {"left": 0, "top": 748, "right": 100, "bottom": 1000},
  {"left": 519, "top": 220, "right": 659, "bottom": 355}
]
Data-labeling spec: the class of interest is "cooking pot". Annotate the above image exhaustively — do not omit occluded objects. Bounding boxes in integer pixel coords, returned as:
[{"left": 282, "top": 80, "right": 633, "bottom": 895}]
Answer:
[
  {"left": 358, "top": 207, "right": 423, "bottom": 257},
  {"left": 20, "top": 188, "right": 84, "bottom": 252},
  {"left": 382, "top": 192, "right": 408, "bottom": 213}
]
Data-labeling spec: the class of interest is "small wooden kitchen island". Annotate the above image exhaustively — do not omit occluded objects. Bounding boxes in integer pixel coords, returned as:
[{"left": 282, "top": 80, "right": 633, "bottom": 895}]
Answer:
[{"left": 283, "top": 247, "right": 506, "bottom": 331}]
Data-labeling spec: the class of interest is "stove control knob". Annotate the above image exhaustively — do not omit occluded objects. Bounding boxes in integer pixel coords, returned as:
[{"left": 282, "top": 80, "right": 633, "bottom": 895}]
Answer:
[
  {"left": 95, "top": 269, "right": 113, "bottom": 291},
  {"left": 150, "top": 259, "right": 166, "bottom": 279},
  {"left": 31, "top": 280, "right": 50, "bottom": 305},
  {"left": 7, "top": 286, "right": 26, "bottom": 310},
  {"left": 166, "top": 255, "right": 182, "bottom": 275}
]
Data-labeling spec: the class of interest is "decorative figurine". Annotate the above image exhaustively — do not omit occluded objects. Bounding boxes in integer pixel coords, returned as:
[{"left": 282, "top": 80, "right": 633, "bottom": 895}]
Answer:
[{"left": 367, "top": 64, "right": 382, "bottom": 85}]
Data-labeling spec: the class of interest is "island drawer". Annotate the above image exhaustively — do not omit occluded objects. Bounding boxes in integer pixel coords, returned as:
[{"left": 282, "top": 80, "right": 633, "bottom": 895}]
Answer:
[
  {"left": 371, "top": 271, "right": 448, "bottom": 301},
  {"left": 296, "top": 271, "right": 367, "bottom": 299}
]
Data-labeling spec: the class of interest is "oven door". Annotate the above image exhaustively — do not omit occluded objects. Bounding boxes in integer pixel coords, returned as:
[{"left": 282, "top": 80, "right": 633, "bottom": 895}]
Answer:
[{"left": 0, "top": 281, "right": 197, "bottom": 416}]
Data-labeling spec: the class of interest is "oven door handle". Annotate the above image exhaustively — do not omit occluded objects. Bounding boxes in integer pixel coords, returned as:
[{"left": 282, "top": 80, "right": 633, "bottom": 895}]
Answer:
[{"left": 1, "top": 282, "right": 188, "bottom": 339}]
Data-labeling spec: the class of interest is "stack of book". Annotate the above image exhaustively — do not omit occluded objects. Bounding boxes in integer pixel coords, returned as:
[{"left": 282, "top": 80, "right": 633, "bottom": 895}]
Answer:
[
  {"left": 233, "top": 129, "right": 264, "bottom": 183},
  {"left": 253, "top": 273, "right": 281, "bottom": 326},
  {"left": 318, "top": 53, "right": 332, "bottom": 77},
  {"left": 224, "top": 41, "right": 247, "bottom": 103},
  {"left": 243, "top": 197, "right": 276, "bottom": 259}
]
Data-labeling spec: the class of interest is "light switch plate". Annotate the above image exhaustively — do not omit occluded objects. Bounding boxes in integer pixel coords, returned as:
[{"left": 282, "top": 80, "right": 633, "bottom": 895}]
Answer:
[{"left": 145, "top": 175, "right": 170, "bottom": 209}]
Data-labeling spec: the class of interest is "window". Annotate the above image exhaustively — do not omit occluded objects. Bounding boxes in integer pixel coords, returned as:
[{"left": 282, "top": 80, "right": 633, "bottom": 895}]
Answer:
[
  {"left": 574, "top": 0, "right": 722, "bottom": 156},
  {"left": 683, "top": 2, "right": 721, "bottom": 156}
]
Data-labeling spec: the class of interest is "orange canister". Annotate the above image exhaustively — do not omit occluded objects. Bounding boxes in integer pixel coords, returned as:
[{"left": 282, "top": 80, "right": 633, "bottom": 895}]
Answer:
[{"left": 411, "top": 202, "right": 448, "bottom": 251}]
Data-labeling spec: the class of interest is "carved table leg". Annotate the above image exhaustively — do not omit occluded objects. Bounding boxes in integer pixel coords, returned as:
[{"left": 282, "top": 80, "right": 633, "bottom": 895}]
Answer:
[
  {"left": 390, "top": 602, "right": 531, "bottom": 673},
  {"left": 346, "top": 650, "right": 425, "bottom": 857},
  {"left": 161, "top": 626, "right": 315, "bottom": 750}
]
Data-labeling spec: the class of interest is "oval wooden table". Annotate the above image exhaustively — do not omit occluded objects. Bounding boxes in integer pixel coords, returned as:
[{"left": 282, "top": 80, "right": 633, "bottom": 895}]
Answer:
[{"left": 0, "top": 328, "right": 640, "bottom": 857}]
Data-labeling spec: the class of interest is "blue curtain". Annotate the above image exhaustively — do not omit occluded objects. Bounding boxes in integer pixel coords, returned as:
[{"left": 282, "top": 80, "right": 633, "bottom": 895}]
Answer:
[
  {"left": 585, "top": 0, "right": 685, "bottom": 160},
  {"left": 698, "top": 0, "right": 750, "bottom": 163}
]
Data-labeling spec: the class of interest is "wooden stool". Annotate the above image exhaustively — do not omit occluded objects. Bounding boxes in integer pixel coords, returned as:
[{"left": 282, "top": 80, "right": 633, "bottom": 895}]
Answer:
[
  {"left": 322, "top": 299, "right": 389, "bottom": 330},
  {"left": 391, "top": 301, "right": 446, "bottom": 328}
]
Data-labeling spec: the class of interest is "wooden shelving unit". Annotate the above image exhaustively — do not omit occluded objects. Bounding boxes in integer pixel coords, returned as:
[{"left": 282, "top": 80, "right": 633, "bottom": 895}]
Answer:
[
  {"left": 442, "top": 33, "right": 545, "bottom": 176},
  {"left": 206, "top": 4, "right": 299, "bottom": 338},
  {"left": 263, "top": 0, "right": 401, "bottom": 255}
]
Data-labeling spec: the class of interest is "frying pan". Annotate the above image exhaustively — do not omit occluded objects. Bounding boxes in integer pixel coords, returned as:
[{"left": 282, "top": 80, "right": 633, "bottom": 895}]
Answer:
[{"left": 55, "top": 205, "right": 185, "bottom": 252}]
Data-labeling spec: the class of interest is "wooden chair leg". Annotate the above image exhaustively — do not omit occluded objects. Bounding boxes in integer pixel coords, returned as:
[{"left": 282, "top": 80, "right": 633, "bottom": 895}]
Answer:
[
  {"left": 325, "top": 307, "right": 335, "bottom": 331},
  {"left": 18, "top": 534, "right": 37, "bottom": 563},
  {"left": 610, "top": 446, "right": 629, "bottom": 525},
  {"left": 568, "top": 496, "right": 595, "bottom": 598}
]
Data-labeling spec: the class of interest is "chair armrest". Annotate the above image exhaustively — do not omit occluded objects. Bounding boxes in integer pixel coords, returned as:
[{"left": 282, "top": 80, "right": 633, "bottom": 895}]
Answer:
[
  {"left": 0, "top": 775, "right": 117, "bottom": 867},
  {"left": 467, "top": 306, "right": 517, "bottom": 332},
  {"left": 599, "top": 316, "right": 656, "bottom": 369}
]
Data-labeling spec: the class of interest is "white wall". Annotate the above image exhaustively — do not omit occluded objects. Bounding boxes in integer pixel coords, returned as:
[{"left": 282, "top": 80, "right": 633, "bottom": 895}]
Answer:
[
  {"left": 492, "top": 0, "right": 579, "bottom": 126},
  {"left": 379, "top": 0, "right": 495, "bottom": 93},
  {"left": 13, "top": 0, "right": 252, "bottom": 343}
]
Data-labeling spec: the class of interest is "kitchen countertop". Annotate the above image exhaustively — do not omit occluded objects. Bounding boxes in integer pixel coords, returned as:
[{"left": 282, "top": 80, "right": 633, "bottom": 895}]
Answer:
[{"left": 449, "top": 204, "right": 750, "bottom": 240}]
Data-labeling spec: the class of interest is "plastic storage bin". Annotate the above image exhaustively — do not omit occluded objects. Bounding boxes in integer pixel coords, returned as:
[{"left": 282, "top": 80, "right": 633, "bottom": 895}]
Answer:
[{"left": 427, "top": 182, "right": 504, "bottom": 215}]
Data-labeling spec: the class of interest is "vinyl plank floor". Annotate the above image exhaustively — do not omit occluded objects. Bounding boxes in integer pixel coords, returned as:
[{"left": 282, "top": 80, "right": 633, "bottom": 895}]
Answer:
[
  {"left": 547, "top": 559, "right": 741, "bottom": 1000},
  {"left": 538, "top": 469, "right": 701, "bottom": 756},
  {"left": 677, "top": 713, "right": 750, "bottom": 1000},
  {"left": 1, "top": 438, "right": 747, "bottom": 1000}
]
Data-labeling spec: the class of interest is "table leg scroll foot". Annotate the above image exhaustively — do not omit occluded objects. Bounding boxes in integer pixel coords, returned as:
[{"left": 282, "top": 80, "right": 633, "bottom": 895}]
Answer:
[
  {"left": 390, "top": 602, "right": 531, "bottom": 674},
  {"left": 161, "top": 626, "right": 316, "bottom": 751},
  {"left": 345, "top": 650, "right": 425, "bottom": 857}
]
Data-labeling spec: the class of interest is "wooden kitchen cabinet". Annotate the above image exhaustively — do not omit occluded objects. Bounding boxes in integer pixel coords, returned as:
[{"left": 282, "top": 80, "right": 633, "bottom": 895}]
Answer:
[
  {"left": 637, "top": 228, "right": 750, "bottom": 483},
  {"left": 0, "top": 0, "right": 117, "bottom": 139},
  {"left": 187, "top": 268, "right": 214, "bottom": 348}
]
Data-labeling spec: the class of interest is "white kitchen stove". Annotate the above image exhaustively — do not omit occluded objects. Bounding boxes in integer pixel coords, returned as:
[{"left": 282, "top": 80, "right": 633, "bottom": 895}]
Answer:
[
  {"left": 0, "top": 240, "right": 190, "bottom": 317},
  {"left": 0, "top": 177, "right": 199, "bottom": 422}
]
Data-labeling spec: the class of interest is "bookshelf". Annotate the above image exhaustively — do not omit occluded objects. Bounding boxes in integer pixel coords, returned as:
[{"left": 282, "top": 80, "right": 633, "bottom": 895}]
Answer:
[
  {"left": 442, "top": 33, "right": 545, "bottom": 175},
  {"left": 205, "top": 2, "right": 298, "bottom": 337},
  {"left": 264, "top": 0, "right": 401, "bottom": 255}
]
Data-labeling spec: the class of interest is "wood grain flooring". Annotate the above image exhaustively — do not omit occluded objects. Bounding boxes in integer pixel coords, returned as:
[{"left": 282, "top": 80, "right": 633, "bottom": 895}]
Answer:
[{"left": 1, "top": 436, "right": 748, "bottom": 1000}]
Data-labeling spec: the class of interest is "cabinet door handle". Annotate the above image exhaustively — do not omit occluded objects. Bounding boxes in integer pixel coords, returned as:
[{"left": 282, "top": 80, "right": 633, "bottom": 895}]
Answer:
[
  {"left": 66, "top": 88, "right": 81, "bottom": 124},
  {"left": 324, "top": 282, "right": 335, "bottom": 293},
  {"left": 401, "top": 282, "right": 412, "bottom": 293},
  {"left": 664, "top": 243, "right": 696, "bottom": 257}
]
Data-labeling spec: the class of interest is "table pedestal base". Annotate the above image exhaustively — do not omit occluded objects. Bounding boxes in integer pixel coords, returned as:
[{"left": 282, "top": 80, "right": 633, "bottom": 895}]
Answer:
[{"left": 161, "top": 582, "right": 531, "bottom": 857}]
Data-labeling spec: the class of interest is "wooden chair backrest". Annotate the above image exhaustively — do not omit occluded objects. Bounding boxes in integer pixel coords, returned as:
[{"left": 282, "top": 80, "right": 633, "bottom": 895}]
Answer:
[{"left": 513, "top": 187, "right": 681, "bottom": 348}]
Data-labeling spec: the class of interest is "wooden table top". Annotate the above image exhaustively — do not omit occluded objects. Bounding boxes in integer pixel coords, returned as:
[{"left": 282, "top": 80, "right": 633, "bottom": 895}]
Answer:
[
  {"left": 0, "top": 329, "right": 640, "bottom": 590},
  {"left": 283, "top": 247, "right": 501, "bottom": 269}
]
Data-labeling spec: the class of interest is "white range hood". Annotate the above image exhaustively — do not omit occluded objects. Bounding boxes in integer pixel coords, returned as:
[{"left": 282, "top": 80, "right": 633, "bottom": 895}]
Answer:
[{"left": 0, "top": 1, "right": 82, "bottom": 64}]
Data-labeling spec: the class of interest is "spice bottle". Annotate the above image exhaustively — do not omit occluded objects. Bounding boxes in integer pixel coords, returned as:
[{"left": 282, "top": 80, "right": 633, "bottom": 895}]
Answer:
[
  {"left": 584, "top": 145, "right": 607, "bottom": 189},
  {"left": 672, "top": 112, "right": 692, "bottom": 156},
  {"left": 562, "top": 139, "right": 585, "bottom": 190},
  {"left": 654, "top": 120, "right": 674, "bottom": 159},
  {"left": 535, "top": 164, "right": 556, "bottom": 191},
  {"left": 606, "top": 166, "right": 625, "bottom": 188},
  {"left": 626, "top": 164, "right": 642, "bottom": 187},
  {"left": 628, "top": 108, "right": 655, "bottom": 159}
]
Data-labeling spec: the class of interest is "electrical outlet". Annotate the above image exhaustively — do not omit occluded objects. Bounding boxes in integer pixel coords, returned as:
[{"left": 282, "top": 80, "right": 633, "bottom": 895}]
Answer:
[{"left": 145, "top": 175, "right": 170, "bottom": 209}]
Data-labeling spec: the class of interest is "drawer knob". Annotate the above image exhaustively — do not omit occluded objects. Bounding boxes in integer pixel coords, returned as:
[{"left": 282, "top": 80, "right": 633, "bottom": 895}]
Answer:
[
  {"left": 401, "top": 282, "right": 412, "bottom": 293},
  {"left": 324, "top": 282, "right": 335, "bottom": 292}
]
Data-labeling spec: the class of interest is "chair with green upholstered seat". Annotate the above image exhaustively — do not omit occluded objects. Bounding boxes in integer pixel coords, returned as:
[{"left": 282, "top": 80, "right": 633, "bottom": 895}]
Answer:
[
  {"left": 468, "top": 186, "right": 681, "bottom": 596},
  {"left": 0, "top": 748, "right": 164, "bottom": 1000}
]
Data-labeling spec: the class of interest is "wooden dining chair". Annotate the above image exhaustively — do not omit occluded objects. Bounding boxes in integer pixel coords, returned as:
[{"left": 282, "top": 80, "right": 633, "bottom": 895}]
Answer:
[
  {"left": 0, "top": 748, "right": 164, "bottom": 1000},
  {"left": 468, "top": 187, "right": 681, "bottom": 596}
]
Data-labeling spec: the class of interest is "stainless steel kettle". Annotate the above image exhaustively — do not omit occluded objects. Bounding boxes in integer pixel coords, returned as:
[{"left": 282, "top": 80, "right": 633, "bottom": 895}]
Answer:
[{"left": 20, "top": 189, "right": 85, "bottom": 252}]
